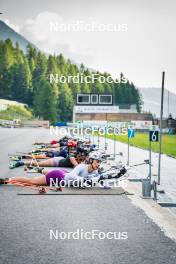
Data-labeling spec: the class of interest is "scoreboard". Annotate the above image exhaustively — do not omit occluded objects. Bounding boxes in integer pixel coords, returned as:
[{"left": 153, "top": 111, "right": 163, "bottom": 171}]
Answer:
[{"left": 76, "top": 94, "right": 113, "bottom": 105}]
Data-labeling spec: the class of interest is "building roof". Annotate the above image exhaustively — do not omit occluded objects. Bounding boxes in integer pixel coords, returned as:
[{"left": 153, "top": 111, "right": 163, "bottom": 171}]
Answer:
[{"left": 0, "top": 99, "right": 27, "bottom": 107}]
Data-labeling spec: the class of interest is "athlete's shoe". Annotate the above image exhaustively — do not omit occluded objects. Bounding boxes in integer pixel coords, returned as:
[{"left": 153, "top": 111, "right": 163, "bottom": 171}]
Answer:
[
  {"left": 10, "top": 155, "right": 22, "bottom": 161},
  {"left": 9, "top": 161, "right": 24, "bottom": 169},
  {"left": 0, "top": 178, "right": 9, "bottom": 184},
  {"left": 9, "top": 163, "right": 16, "bottom": 169},
  {"left": 37, "top": 167, "right": 45, "bottom": 174}
]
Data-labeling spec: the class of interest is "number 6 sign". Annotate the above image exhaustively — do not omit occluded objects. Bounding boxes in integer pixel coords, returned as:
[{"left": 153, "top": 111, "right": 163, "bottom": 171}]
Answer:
[{"left": 149, "top": 130, "right": 159, "bottom": 142}]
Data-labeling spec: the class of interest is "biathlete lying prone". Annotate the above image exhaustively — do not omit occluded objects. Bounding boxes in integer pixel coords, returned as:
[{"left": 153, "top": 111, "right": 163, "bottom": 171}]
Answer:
[
  {"left": 10, "top": 148, "right": 89, "bottom": 169},
  {"left": 2, "top": 152, "right": 102, "bottom": 187},
  {"left": 33, "top": 136, "right": 75, "bottom": 149},
  {"left": 14, "top": 140, "right": 77, "bottom": 160}
]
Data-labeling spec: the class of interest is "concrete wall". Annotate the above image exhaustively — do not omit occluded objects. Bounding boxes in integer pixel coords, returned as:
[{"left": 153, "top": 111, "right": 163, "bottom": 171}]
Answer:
[{"left": 21, "top": 120, "right": 50, "bottom": 128}]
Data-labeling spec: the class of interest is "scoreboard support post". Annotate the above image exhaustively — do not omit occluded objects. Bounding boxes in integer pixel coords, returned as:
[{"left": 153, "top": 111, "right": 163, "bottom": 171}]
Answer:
[
  {"left": 113, "top": 130, "right": 116, "bottom": 160},
  {"left": 158, "top": 72, "right": 165, "bottom": 185},
  {"left": 97, "top": 127, "right": 100, "bottom": 149}
]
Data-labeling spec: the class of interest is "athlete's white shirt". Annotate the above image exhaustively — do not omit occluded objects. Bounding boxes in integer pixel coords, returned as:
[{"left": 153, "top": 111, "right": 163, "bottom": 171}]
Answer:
[{"left": 64, "top": 164, "right": 98, "bottom": 183}]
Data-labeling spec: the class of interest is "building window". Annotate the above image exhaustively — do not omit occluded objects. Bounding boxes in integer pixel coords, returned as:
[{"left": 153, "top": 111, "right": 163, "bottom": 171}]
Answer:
[
  {"left": 91, "top": 94, "right": 98, "bottom": 104},
  {"left": 99, "top": 94, "right": 112, "bottom": 105},
  {"left": 77, "top": 94, "right": 90, "bottom": 104}
]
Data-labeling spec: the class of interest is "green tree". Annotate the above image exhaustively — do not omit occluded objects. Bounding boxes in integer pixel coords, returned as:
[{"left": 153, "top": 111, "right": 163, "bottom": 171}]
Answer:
[
  {"left": 57, "top": 82, "right": 74, "bottom": 121},
  {"left": 0, "top": 39, "right": 143, "bottom": 119},
  {"left": 33, "top": 79, "right": 57, "bottom": 122},
  {"left": 26, "top": 44, "right": 37, "bottom": 73},
  {"left": 32, "top": 52, "right": 47, "bottom": 93},
  {"left": 0, "top": 39, "right": 15, "bottom": 98},
  {"left": 11, "top": 59, "right": 32, "bottom": 104}
]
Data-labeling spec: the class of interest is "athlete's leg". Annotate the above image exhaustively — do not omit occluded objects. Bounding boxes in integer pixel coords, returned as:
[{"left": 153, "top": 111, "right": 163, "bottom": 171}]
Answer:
[
  {"left": 11, "top": 175, "right": 47, "bottom": 185},
  {"left": 33, "top": 154, "right": 47, "bottom": 159},
  {"left": 48, "top": 143, "right": 60, "bottom": 149},
  {"left": 25, "top": 158, "right": 55, "bottom": 167}
]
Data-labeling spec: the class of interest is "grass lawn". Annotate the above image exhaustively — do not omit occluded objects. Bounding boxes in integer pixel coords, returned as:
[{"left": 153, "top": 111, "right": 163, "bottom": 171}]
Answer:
[{"left": 104, "top": 132, "right": 176, "bottom": 157}]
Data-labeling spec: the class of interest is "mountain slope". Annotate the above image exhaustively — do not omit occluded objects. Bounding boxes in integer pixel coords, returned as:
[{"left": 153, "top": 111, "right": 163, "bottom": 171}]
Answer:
[
  {"left": 0, "top": 20, "right": 175, "bottom": 118},
  {"left": 139, "top": 88, "right": 176, "bottom": 118},
  {"left": 0, "top": 20, "right": 38, "bottom": 52}
]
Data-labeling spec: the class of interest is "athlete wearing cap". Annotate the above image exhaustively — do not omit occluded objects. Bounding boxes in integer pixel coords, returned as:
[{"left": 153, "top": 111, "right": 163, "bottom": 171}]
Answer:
[
  {"left": 11, "top": 148, "right": 88, "bottom": 169},
  {"left": 4, "top": 151, "right": 102, "bottom": 187}
]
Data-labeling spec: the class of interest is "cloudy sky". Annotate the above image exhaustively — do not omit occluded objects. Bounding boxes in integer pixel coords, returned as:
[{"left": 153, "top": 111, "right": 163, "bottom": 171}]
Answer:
[{"left": 1, "top": 0, "right": 176, "bottom": 93}]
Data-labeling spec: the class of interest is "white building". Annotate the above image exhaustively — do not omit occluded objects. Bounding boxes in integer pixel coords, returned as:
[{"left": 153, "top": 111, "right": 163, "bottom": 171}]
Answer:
[
  {"left": 73, "top": 93, "right": 152, "bottom": 125},
  {"left": 0, "top": 99, "right": 27, "bottom": 111}
]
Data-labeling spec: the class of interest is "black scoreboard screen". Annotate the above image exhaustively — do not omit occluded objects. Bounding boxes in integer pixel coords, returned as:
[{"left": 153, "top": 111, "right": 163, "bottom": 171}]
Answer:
[{"left": 76, "top": 94, "right": 113, "bottom": 105}]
